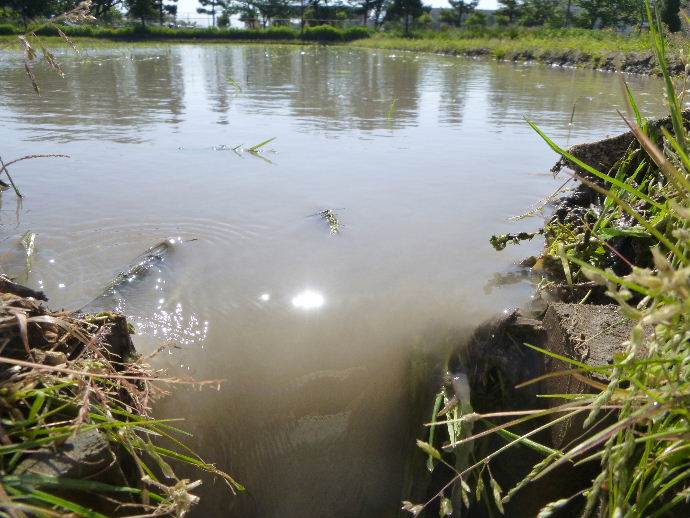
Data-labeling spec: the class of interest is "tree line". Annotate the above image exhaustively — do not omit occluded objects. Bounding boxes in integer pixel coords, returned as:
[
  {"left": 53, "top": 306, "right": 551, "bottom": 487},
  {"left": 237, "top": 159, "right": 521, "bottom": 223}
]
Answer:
[
  {"left": 492, "top": 0, "right": 682, "bottom": 31},
  {"left": 0, "top": 0, "right": 683, "bottom": 32}
]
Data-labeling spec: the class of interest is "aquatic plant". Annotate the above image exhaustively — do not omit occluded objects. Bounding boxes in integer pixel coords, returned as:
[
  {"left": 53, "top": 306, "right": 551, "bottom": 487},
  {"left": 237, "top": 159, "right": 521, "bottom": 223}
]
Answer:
[
  {"left": 312, "top": 209, "right": 341, "bottom": 234},
  {"left": 20, "top": 232, "right": 36, "bottom": 281},
  {"left": 387, "top": 98, "right": 398, "bottom": 128},
  {"left": 247, "top": 137, "right": 276, "bottom": 154},
  {"left": 405, "top": 1, "right": 690, "bottom": 516}
]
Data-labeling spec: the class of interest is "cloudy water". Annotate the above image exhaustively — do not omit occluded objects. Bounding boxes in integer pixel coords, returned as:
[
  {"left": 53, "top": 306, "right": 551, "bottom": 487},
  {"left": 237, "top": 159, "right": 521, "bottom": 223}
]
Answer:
[{"left": 0, "top": 45, "right": 663, "bottom": 517}]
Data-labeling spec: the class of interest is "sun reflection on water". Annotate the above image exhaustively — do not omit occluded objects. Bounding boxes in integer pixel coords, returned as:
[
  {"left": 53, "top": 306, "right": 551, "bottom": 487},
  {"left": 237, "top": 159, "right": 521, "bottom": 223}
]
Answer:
[
  {"left": 134, "top": 301, "right": 209, "bottom": 346},
  {"left": 291, "top": 289, "right": 325, "bottom": 310}
]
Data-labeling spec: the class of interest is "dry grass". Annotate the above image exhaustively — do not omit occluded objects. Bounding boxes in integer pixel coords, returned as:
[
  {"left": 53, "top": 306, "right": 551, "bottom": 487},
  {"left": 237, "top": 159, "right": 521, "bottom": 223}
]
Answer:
[{"left": 0, "top": 280, "right": 241, "bottom": 516}]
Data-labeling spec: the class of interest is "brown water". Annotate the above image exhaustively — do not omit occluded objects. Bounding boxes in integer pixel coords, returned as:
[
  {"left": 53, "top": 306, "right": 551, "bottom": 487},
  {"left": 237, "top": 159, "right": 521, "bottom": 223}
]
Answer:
[{"left": 0, "top": 44, "right": 663, "bottom": 517}]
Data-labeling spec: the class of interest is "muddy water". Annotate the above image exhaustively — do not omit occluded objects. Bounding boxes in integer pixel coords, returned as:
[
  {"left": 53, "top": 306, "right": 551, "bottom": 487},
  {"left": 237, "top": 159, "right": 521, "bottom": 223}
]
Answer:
[{"left": 0, "top": 45, "right": 663, "bottom": 517}]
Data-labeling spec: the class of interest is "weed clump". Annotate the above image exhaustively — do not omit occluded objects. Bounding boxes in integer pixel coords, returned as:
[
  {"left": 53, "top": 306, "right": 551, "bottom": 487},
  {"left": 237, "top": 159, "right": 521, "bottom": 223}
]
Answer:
[{"left": 0, "top": 283, "right": 241, "bottom": 516}]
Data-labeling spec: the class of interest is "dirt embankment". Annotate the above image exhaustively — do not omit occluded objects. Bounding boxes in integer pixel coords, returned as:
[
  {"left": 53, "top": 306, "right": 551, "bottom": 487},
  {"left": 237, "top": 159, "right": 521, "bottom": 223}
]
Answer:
[{"left": 498, "top": 49, "right": 676, "bottom": 75}]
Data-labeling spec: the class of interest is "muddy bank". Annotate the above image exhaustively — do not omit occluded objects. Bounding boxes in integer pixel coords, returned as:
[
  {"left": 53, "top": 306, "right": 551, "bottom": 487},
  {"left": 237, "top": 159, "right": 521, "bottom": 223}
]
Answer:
[
  {"left": 498, "top": 48, "right": 677, "bottom": 76},
  {"left": 355, "top": 39, "right": 682, "bottom": 76}
]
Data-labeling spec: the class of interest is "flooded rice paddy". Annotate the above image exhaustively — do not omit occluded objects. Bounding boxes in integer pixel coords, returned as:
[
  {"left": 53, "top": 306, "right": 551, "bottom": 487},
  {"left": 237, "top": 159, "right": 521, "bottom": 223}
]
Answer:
[{"left": 0, "top": 44, "right": 664, "bottom": 517}]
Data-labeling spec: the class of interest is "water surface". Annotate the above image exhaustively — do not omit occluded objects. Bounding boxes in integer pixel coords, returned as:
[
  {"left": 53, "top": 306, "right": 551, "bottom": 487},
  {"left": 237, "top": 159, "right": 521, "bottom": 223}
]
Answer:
[{"left": 0, "top": 44, "right": 663, "bottom": 517}]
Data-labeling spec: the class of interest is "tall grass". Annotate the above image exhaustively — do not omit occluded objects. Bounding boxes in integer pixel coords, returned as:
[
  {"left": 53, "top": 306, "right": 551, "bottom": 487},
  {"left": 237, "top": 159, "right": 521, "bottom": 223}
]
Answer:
[
  {"left": 405, "top": 1, "right": 690, "bottom": 516},
  {"left": 0, "top": 22, "right": 371, "bottom": 43},
  {"left": 352, "top": 26, "right": 685, "bottom": 72}
]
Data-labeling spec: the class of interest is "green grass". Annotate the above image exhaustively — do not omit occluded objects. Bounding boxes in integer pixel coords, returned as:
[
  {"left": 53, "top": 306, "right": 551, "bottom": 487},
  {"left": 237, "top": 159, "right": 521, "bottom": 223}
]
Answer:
[
  {"left": 0, "top": 23, "right": 371, "bottom": 44},
  {"left": 351, "top": 27, "right": 690, "bottom": 72},
  {"left": 1, "top": 21, "right": 683, "bottom": 75},
  {"left": 405, "top": 3, "right": 690, "bottom": 517},
  {"left": 0, "top": 21, "right": 675, "bottom": 70}
]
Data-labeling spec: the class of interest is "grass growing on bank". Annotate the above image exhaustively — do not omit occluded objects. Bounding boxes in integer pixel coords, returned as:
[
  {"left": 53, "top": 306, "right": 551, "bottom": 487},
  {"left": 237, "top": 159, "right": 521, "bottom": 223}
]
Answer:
[
  {"left": 0, "top": 22, "right": 371, "bottom": 44},
  {"left": 406, "top": 2, "right": 690, "bottom": 517},
  {"left": 0, "top": 20, "right": 684, "bottom": 74},
  {"left": 352, "top": 27, "right": 686, "bottom": 69}
]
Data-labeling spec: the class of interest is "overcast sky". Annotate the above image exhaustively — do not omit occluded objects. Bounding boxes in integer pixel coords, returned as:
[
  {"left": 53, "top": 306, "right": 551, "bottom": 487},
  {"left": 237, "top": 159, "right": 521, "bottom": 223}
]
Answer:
[{"left": 175, "top": 0, "right": 499, "bottom": 20}]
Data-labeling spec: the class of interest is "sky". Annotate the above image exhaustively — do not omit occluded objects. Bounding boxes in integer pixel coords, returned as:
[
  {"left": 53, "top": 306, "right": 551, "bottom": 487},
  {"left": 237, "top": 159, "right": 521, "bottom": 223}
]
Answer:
[{"left": 175, "top": 0, "right": 499, "bottom": 21}]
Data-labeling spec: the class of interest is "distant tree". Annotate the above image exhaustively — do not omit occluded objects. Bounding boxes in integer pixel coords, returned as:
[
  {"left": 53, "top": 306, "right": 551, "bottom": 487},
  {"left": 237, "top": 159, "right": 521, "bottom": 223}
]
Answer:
[
  {"left": 0, "top": 0, "right": 58, "bottom": 27},
  {"left": 303, "top": 0, "right": 322, "bottom": 23},
  {"left": 464, "top": 10, "right": 486, "bottom": 28},
  {"left": 126, "top": 0, "right": 157, "bottom": 25},
  {"left": 444, "top": 0, "right": 478, "bottom": 27},
  {"left": 385, "top": 0, "right": 423, "bottom": 34},
  {"left": 659, "top": 0, "right": 681, "bottom": 32},
  {"left": 575, "top": 0, "right": 640, "bottom": 29},
  {"left": 197, "top": 0, "right": 228, "bottom": 25},
  {"left": 520, "top": 0, "right": 560, "bottom": 26},
  {"left": 497, "top": 0, "right": 523, "bottom": 24},
  {"left": 417, "top": 10, "right": 432, "bottom": 28},
  {"left": 91, "top": 0, "right": 120, "bottom": 18},
  {"left": 350, "top": 0, "right": 377, "bottom": 24},
  {"left": 248, "top": 0, "right": 290, "bottom": 27},
  {"left": 564, "top": 0, "right": 572, "bottom": 26},
  {"left": 153, "top": 0, "right": 177, "bottom": 24},
  {"left": 370, "top": 0, "right": 390, "bottom": 26},
  {"left": 0, "top": 5, "right": 17, "bottom": 18},
  {"left": 226, "top": 0, "right": 259, "bottom": 26},
  {"left": 217, "top": 8, "right": 230, "bottom": 25}
]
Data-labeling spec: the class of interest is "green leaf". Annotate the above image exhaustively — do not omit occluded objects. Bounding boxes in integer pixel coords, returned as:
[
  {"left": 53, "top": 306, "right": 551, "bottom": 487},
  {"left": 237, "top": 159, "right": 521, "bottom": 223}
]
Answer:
[
  {"left": 623, "top": 82, "right": 645, "bottom": 131},
  {"left": 248, "top": 137, "right": 276, "bottom": 153},
  {"left": 416, "top": 439, "right": 441, "bottom": 460},
  {"left": 25, "top": 489, "right": 110, "bottom": 518},
  {"left": 427, "top": 391, "right": 444, "bottom": 472},
  {"left": 227, "top": 78, "right": 242, "bottom": 92},
  {"left": 597, "top": 226, "right": 650, "bottom": 240},
  {"left": 527, "top": 119, "right": 663, "bottom": 211}
]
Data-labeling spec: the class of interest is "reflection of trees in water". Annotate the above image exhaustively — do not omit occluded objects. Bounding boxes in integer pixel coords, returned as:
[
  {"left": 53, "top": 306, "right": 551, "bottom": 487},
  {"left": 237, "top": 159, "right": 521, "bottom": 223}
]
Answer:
[
  {"left": 437, "top": 62, "right": 472, "bottom": 125},
  {"left": 484, "top": 63, "right": 628, "bottom": 133},
  {"left": 200, "top": 47, "right": 238, "bottom": 125},
  {"left": 0, "top": 46, "right": 430, "bottom": 142},
  {"left": 0, "top": 52, "right": 185, "bottom": 143},
  {"left": 235, "top": 47, "right": 421, "bottom": 132}
]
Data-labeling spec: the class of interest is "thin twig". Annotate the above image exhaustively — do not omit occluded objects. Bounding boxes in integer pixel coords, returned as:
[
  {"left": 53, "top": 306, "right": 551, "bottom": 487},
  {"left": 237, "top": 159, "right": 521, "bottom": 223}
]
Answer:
[
  {"left": 2, "top": 154, "right": 70, "bottom": 168},
  {"left": 0, "top": 355, "right": 224, "bottom": 386},
  {"left": 0, "top": 156, "right": 23, "bottom": 198}
]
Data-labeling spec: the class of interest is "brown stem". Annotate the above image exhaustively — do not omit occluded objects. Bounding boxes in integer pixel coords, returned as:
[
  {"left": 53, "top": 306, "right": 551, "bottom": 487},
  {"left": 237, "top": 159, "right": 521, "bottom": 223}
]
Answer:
[{"left": 0, "top": 156, "right": 23, "bottom": 199}]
